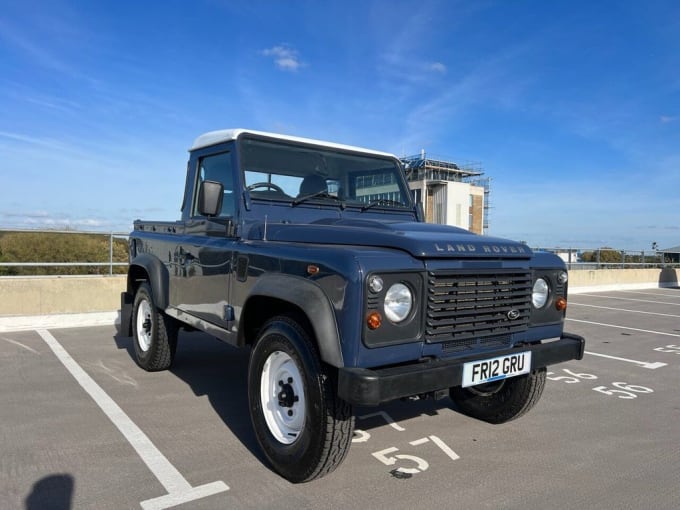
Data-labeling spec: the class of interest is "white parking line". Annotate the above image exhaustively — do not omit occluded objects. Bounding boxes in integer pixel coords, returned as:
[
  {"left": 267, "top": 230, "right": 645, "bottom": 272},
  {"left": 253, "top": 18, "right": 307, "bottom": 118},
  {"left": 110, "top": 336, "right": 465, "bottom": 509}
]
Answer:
[
  {"left": 574, "top": 294, "right": 680, "bottom": 306},
  {"left": 617, "top": 290, "right": 680, "bottom": 298},
  {"left": 567, "top": 318, "right": 680, "bottom": 338},
  {"left": 569, "top": 303, "right": 680, "bottom": 318},
  {"left": 1, "top": 336, "right": 40, "bottom": 354},
  {"left": 583, "top": 350, "right": 667, "bottom": 370},
  {"left": 359, "top": 411, "right": 406, "bottom": 431},
  {"left": 37, "top": 329, "right": 229, "bottom": 510}
]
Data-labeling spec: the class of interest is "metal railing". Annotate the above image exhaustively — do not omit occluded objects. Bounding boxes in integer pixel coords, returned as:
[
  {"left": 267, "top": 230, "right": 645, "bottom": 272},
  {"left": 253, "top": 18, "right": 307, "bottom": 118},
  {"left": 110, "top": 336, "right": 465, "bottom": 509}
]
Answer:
[
  {"left": 1, "top": 228, "right": 677, "bottom": 275},
  {"left": 535, "top": 247, "right": 678, "bottom": 270},
  {"left": 0, "top": 229, "right": 129, "bottom": 276}
]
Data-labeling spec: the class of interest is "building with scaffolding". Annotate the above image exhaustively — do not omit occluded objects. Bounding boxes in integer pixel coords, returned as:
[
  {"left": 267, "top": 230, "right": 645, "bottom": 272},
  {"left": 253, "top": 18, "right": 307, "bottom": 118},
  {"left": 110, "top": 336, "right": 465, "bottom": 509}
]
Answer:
[{"left": 401, "top": 151, "right": 490, "bottom": 235}]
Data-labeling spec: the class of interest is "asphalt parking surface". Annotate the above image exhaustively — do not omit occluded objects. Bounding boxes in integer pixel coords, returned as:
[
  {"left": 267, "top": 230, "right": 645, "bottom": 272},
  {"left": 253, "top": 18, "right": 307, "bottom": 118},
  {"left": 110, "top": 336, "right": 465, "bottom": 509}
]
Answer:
[{"left": 2, "top": 288, "right": 679, "bottom": 509}]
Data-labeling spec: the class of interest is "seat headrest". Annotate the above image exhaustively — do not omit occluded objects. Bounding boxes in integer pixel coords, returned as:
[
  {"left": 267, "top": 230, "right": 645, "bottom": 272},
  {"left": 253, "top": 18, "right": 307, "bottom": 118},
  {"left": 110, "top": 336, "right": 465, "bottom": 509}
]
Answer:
[{"left": 299, "top": 174, "right": 326, "bottom": 196}]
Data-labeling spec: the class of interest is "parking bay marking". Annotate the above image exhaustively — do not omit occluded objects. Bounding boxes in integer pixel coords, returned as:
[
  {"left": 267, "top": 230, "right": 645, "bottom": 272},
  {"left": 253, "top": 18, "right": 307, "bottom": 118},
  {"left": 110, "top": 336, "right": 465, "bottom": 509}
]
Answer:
[
  {"left": 2, "top": 336, "right": 41, "bottom": 354},
  {"left": 573, "top": 294, "right": 680, "bottom": 306},
  {"left": 617, "top": 290, "right": 680, "bottom": 298},
  {"left": 567, "top": 318, "right": 680, "bottom": 338},
  {"left": 582, "top": 350, "right": 666, "bottom": 370},
  {"left": 569, "top": 303, "right": 680, "bottom": 319},
  {"left": 565, "top": 319, "right": 670, "bottom": 369},
  {"left": 358, "top": 411, "right": 406, "bottom": 432},
  {"left": 37, "top": 329, "right": 229, "bottom": 510}
]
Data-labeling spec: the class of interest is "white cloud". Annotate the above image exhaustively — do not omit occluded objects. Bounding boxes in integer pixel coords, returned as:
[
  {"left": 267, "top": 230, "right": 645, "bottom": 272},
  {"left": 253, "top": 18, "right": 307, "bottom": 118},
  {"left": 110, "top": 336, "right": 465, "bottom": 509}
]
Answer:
[
  {"left": 428, "top": 62, "right": 447, "bottom": 74},
  {"left": 0, "top": 130, "right": 70, "bottom": 151},
  {"left": 0, "top": 211, "right": 111, "bottom": 230},
  {"left": 261, "top": 45, "right": 303, "bottom": 71},
  {"left": 660, "top": 115, "right": 677, "bottom": 123}
]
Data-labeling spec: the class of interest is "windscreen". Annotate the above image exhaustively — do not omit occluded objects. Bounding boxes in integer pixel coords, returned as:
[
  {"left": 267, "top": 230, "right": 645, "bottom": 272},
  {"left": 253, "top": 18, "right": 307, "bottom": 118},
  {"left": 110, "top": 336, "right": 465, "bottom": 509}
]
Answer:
[{"left": 239, "top": 137, "right": 412, "bottom": 208}]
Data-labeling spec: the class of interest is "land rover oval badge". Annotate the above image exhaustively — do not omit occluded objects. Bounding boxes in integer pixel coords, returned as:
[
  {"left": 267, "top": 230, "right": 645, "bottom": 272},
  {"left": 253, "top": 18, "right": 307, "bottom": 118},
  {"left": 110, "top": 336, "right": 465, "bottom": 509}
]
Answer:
[{"left": 507, "top": 309, "right": 521, "bottom": 320}]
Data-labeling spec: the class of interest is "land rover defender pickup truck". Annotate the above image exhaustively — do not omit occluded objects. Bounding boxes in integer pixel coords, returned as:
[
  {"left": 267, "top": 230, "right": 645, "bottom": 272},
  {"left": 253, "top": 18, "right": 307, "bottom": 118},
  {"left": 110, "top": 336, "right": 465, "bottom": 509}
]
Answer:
[{"left": 119, "top": 129, "right": 585, "bottom": 483}]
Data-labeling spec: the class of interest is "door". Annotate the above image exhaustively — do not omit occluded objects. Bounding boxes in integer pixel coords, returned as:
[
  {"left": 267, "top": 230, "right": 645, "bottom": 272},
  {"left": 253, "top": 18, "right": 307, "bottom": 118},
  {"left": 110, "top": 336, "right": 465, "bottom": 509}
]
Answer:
[{"left": 171, "top": 149, "right": 238, "bottom": 330}]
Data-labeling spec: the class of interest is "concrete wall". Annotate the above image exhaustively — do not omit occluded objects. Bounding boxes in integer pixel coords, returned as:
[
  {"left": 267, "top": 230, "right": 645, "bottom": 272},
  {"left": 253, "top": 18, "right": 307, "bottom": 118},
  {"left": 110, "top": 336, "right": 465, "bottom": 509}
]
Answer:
[
  {"left": 569, "top": 267, "right": 678, "bottom": 293},
  {"left": 0, "top": 276, "right": 126, "bottom": 316},
  {"left": 0, "top": 268, "right": 676, "bottom": 318}
]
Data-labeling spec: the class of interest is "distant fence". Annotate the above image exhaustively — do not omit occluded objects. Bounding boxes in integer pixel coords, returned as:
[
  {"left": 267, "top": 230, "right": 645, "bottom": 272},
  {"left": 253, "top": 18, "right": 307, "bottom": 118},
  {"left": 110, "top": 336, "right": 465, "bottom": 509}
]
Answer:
[
  {"left": 535, "top": 247, "right": 678, "bottom": 270},
  {"left": 0, "top": 229, "right": 129, "bottom": 276},
  {"left": 1, "top": 228, "right": 677, "bottom": 276}
]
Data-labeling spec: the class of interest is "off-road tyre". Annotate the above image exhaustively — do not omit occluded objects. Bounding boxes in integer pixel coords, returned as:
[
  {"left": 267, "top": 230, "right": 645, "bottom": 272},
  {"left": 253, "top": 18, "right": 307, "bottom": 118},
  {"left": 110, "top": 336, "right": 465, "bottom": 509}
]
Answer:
[
  {"left": 132, "top": 282, "right": 178, "bottom": 371},
  {"left": 248, "top": 315, "right": 354, "bottom": 483},
  {"left": 449, "top": 368, "right": 547, "bottom": 424}
]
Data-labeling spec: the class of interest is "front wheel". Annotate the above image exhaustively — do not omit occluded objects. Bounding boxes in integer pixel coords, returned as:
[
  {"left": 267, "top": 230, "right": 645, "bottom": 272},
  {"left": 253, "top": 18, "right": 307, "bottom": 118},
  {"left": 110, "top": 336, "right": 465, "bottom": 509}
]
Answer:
[
  {"left": 248, "top": 316, "right": 354, "bottom": 483},
  {"left": 449, "top": 368, "right": 547, "bottom": 424}
]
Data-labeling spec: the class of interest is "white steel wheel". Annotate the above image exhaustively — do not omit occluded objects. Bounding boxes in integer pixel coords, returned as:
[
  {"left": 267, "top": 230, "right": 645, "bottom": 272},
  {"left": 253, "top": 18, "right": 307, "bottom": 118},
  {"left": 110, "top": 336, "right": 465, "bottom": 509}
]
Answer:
[
  {"left": 260, "top": 350, "right": 306, "bottom": 444},
  {"left": 248, "top": 316, "right": 355, "bottom": 482},
  {"left": 131, "top": 282, "right": 178, "bottom": 372},
  {"left": 136, "top": 298, "right": 153, "bottom": 352}
]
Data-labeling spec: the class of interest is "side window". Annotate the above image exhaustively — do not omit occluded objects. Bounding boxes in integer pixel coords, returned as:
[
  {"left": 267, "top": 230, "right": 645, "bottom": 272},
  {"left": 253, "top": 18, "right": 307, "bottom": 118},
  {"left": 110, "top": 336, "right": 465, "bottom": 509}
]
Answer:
[{"left": 194, "top": 151, "right": 236, "bottom": 217}]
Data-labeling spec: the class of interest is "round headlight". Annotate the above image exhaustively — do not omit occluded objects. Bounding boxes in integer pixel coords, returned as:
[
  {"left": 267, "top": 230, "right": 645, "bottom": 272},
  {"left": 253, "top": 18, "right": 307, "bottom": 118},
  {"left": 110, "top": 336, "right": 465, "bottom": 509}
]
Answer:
[
  {"left": 384, "top": 283, "right": 413, "bottom": 323},
  {"left": 532, "top": 278, "right": 550, "bottom": 308}
]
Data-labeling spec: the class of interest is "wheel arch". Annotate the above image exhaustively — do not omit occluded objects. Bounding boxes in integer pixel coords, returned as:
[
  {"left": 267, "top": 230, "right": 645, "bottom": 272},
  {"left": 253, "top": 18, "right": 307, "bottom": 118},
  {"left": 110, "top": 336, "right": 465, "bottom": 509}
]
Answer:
[
  {"left": 239, "top": 274, "right": 344, "bottom": 367},
  {"left": 127, "top": 253, "right": 170, "bottom": 310}
]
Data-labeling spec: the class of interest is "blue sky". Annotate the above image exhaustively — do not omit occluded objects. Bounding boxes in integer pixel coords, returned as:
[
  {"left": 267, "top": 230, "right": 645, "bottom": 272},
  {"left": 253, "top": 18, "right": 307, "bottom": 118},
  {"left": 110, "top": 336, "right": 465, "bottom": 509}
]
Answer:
[{"left": 1, "top": 0, "right": 678, "bottom": 250}]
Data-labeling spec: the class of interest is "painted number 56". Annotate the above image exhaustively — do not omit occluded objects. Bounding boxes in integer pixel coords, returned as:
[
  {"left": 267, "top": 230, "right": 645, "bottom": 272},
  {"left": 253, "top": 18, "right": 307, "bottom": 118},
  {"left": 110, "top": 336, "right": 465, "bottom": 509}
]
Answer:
[
  {"left": 592, "top": 382, "right": 654, "bottom": 400},
  {"left": 654, "top": 344, "right": 680, "bottom": 354}
]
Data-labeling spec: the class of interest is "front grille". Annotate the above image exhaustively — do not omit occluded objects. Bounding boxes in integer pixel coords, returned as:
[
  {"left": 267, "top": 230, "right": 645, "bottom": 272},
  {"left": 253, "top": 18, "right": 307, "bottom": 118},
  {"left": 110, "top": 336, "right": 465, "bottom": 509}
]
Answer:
[{"left": 426, "top": 270, "right": 531, "bottom": 345}]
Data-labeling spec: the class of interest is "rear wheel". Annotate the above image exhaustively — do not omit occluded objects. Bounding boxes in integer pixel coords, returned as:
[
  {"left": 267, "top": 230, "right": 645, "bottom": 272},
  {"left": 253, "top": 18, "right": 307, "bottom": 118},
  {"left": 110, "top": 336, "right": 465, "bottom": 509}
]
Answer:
[
  {"left": 132, "top": 282, "right": 177, "bottom": 371},
  {"left": 248, "top": 315, "right": 354, "bottom": 483},
  {"left": 449, "top": 368, "right": 547, "bottom": 424}
]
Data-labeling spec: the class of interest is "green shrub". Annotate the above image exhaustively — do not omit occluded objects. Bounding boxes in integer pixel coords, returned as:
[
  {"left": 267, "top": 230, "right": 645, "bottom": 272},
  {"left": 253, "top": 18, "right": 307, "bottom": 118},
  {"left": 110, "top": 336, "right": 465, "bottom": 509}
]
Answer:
[
  {"left": 0, "top": 231, "right": 128, "bottom": 276},
  {"left": 580, "top": 248, "right": 623, "bottom": 264}
]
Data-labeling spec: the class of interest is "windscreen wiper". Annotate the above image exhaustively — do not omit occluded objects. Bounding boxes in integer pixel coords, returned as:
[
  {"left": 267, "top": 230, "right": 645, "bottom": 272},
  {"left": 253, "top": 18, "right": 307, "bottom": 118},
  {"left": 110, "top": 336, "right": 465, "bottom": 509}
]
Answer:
[
  {"left": 360, "top": 198, "right": 404, "bottom": 212},
  {"left": 292, "top": 191, "right": 346, "bottom": 209}
]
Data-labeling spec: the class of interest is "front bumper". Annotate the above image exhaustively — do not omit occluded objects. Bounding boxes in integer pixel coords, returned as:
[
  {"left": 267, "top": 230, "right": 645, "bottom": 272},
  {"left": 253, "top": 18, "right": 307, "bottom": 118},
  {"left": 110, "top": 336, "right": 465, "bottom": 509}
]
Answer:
[{"left": 338, "top": 333, "right": 585, "bottom": 406}]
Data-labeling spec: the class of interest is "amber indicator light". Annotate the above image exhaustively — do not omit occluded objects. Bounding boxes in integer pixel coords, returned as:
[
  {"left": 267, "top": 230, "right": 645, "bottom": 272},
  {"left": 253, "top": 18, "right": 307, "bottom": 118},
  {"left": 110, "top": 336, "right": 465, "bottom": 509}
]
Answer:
[
  {"left": 555, "top": 297, "right": 567, "bottom": 311},
  {"left": 367, "top": 312, "right": 382, "bottom": 330},
  {"left": 307, "top": 265, "right": 320, "bottom": 275}
]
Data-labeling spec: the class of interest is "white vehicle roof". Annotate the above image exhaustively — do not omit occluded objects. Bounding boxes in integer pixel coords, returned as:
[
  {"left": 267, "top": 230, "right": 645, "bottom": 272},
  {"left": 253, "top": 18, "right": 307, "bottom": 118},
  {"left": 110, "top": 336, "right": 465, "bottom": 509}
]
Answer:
[{"left": 190, "top": 129, "right": 397, "bottom": 158}]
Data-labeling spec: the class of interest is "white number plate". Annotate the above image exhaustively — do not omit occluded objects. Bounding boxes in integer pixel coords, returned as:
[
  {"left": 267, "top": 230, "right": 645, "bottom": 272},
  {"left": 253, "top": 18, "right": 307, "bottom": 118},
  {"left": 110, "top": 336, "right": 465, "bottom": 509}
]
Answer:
[{"left": 462, "top": 352, "right": 532, "bottom": 388}]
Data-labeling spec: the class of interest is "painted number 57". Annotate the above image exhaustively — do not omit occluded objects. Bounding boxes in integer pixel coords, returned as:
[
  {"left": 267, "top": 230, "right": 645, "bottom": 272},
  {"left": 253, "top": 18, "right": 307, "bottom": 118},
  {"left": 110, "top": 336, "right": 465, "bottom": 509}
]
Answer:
[
  {"left": 372, "top": 436, "right": 459, "bottom": 475},
  {"left": 372, "top": 447, "right": 429, "bottom": 474}
]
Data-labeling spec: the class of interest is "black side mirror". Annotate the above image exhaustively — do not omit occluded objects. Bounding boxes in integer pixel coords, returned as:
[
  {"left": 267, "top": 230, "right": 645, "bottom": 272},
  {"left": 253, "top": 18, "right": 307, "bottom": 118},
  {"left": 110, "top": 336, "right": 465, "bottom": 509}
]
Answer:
[{"left": 198, "top": 180, "right": 224, "bottom": 217}]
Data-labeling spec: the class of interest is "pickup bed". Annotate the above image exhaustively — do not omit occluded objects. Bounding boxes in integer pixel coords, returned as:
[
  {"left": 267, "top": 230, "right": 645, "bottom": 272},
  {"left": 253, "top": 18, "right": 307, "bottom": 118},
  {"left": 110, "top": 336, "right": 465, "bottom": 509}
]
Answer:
[{"left": 120, "top": 129, "right": 585, "bottom": 482}]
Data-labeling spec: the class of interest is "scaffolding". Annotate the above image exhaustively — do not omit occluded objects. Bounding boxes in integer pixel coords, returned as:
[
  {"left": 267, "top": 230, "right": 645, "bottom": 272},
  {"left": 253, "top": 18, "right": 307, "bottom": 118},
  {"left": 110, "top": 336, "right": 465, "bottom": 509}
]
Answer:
[{"left": 401, "top": 151, "right": 491, "bottom": 234}]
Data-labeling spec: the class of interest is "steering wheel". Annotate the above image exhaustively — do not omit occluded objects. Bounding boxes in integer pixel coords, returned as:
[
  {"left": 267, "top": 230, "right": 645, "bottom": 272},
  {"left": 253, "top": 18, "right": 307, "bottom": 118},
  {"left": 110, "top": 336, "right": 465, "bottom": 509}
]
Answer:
[{"left": 247, "top": 182, "right": 285, "bottom": 193}]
